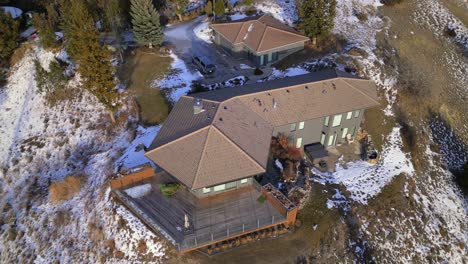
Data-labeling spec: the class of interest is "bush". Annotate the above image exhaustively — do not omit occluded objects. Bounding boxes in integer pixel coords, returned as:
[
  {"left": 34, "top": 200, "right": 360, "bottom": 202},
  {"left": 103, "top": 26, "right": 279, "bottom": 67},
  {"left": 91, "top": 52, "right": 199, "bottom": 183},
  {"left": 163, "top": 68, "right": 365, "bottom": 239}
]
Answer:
[
  {"left": 254, "top": 67, "right": 263, "bottom": 75},
  {"left": 159, "top": 183, "right": 180, "bottom": 197},
  {"left": 356, "top": 12, "right": 368, "bottom": 22},
  {"left": 381, "top": 0, "right": 404, "bottom": 5},
  {"left": 257, "top": 195, "right": 266, "bottom": 203},
  {"left": 49, "top": 175, "right": 84, "bottom": 202},
  {"left": 35, "top": 58, "right": 69, "bottom": 95}
]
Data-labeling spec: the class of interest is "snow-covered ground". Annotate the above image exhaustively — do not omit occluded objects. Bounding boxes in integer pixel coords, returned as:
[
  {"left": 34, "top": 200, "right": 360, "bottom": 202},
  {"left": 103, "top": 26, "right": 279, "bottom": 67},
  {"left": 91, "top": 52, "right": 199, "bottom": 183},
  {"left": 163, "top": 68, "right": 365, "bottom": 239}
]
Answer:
[
  {"left": 0, "top": 46, "right": 166, "bottom": 262},
  {"left": 153, "top": 51, "right": 202, "bottom": 103},
  {"left": 193, "top": 21, "right": 212, "bottom": 43},
  {"left": 313, "top": 127, "right": 414, "bottom": 204},
  {"left": 116, "top": 125, "right": 160, "bottom": 169},
  {"left": 254, "top": 0, "right": 298, "bottom": 25},
  {"left": 124, "top": 183, "right": 152, "bottom": 198}
]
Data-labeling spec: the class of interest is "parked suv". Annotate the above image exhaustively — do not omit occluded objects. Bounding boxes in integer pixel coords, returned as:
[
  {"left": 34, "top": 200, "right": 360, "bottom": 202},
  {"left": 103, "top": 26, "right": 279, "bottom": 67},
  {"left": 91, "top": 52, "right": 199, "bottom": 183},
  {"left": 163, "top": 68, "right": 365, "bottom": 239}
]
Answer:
[{"left": 192, "top": 56, "right": 216, "bottom": 74}]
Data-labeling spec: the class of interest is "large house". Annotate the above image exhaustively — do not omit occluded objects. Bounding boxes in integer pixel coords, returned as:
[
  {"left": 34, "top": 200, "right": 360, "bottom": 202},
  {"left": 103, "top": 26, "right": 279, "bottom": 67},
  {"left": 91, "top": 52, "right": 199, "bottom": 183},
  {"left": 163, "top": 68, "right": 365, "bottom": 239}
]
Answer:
[
  {"left": 115, "top": 69, "right": 379, "bottom": 252},
  {"left": 210, "top": 15, "right": 310, "bottom": 66}
]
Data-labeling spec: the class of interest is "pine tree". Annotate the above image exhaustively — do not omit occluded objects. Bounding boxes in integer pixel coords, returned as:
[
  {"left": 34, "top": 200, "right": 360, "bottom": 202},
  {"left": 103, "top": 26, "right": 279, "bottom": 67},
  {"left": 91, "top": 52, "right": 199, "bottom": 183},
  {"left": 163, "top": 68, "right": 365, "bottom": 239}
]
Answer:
[
  {"left": 214, "top": 0, "right": 225, "bottom": 17},
  {"left": 60, "top": 0, "right": 118, "bottom": 119},
  {"left": 33, "top": 4, "right": 60, "bottom": 50},
  {"left": 297, "top": 0, "right": 336, "bottom": 44},
  {"left": 0, "top": 11, "right": 19, "bottom": 62},
  {"left": 130, "top": 0, "right": 164, "bottom": 48},
  {"left": 204, "top": 0, "right": 213, "bottom": 15},
  {"left": 243, "top": 0, "right": 253, "bottom": 6}
]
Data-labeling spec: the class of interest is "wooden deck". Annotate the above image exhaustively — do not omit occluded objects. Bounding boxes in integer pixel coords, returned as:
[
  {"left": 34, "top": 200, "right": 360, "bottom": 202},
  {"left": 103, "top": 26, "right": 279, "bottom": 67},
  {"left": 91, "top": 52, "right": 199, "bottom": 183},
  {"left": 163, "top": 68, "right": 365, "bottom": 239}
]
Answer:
[{"left": 117, "top": 172, "right": 286, "bottom": 250}]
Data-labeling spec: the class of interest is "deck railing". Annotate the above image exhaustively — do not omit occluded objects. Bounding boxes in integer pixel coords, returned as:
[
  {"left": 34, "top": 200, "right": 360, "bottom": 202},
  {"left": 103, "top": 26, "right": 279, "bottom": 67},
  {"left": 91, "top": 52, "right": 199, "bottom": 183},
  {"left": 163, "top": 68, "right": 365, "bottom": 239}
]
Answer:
[{"left": 180, "top": 213, "right": 286, "bottom": 250}]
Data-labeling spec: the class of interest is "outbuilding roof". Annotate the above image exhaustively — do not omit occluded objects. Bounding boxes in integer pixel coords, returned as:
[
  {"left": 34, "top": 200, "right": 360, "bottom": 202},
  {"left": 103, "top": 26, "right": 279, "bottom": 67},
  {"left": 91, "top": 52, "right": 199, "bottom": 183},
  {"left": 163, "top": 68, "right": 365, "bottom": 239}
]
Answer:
[{"left": 210, "top": 14, "right": 310, "bottom": 53}]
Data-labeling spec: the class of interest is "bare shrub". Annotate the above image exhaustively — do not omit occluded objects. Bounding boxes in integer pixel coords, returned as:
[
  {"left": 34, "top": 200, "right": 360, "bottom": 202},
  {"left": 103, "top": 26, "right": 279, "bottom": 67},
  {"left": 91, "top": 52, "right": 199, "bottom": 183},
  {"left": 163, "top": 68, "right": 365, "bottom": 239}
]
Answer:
[{"left": 49, "top": 175, "right": 84, "bottom": 202}]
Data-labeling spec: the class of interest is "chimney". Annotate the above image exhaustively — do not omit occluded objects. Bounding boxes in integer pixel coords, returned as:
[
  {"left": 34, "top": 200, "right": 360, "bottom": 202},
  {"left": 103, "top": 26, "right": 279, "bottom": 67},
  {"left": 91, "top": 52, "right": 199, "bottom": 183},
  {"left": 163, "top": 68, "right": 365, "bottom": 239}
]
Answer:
[{"left": 193, "top": 98, "right": 205, "bottom": 114}]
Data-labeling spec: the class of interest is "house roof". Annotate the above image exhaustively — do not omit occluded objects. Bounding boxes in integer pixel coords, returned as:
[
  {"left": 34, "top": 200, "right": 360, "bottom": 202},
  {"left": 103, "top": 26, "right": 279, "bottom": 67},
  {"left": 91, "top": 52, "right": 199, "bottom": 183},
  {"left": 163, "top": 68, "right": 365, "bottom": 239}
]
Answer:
[
  {"left": 145, "top": 69, "right": 380, "bottom": 189},
  {"left": 210, "top": 14, "right": 310, "bottom": 53}
]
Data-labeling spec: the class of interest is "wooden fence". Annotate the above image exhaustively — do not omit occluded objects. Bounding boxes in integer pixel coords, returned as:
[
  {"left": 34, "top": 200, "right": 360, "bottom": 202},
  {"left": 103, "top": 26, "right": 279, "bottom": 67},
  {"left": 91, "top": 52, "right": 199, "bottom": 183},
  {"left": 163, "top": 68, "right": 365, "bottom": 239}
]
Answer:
[{"left": 110, "top": 165, "right": 155, "bottom": 189}]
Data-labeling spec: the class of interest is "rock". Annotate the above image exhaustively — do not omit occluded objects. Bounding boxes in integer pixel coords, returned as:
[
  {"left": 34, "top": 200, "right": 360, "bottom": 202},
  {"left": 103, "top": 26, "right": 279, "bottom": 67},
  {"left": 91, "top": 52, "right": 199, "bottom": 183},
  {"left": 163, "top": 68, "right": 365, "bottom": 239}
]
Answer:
[{"left": 347, "top": 47, "right": 369, "bottom": 58}]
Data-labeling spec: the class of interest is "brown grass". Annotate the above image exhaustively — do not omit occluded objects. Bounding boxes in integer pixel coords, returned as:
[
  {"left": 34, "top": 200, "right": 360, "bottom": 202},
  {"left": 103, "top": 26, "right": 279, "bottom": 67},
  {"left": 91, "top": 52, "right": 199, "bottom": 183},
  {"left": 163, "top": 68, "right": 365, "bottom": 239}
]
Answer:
[
  {"left": 9, "top": 43, "right": 33, "bottom": 67},
  {"left": 49, "top": 175, "right": 84, "bottom": 203},
  {"left": 118, "top": 48, "right": 172, "bottom": 125}
]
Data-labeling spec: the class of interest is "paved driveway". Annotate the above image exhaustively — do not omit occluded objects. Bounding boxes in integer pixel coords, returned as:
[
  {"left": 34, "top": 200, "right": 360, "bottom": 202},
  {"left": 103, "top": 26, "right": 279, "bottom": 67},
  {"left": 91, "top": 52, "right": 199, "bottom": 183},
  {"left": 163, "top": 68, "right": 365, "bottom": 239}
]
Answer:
[{"left": 164, "top": 16, "right": 241, "bottom": 84}]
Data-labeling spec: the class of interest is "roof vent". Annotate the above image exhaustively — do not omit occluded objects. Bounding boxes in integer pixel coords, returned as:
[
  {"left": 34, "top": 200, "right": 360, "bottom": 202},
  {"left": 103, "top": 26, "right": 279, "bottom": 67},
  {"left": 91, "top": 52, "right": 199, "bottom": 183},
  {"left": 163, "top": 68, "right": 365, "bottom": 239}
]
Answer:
[
  {"left": 273, "top": 98, "right": 278, "bottom": 109},
  {"left": 193, "top": 98, "right": 205, "bottom": 114},
  {"left": 286, "top": 89, "right": 290, "bottom": 93},
  {"left": 305, "top": 85, "right": 309, "bottom": 89},
  {"left": 224, "top": 106, "right": 227, "bottom": 110},
  {"left": 219, "top": 117, "right": 223, "bottom": 121}
]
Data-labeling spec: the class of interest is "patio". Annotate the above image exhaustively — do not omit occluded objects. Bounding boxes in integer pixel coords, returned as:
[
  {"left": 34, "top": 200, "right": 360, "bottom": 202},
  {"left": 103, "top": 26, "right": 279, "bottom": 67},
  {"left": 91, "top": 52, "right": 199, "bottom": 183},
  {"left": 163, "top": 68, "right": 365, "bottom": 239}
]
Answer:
[{"left": 113, "top": 171, "right": 287, "bottom": 251}]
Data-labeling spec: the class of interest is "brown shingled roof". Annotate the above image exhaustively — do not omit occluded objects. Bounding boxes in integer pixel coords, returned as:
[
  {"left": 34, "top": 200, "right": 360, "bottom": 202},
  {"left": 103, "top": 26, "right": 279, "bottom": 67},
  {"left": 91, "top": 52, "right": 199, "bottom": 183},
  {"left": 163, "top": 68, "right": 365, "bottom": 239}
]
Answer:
[
  {"left": 145, "top": 70, "right": 380, "bottom": 190},
  {"left": 210, "top": 14, "right": 309, "bottom": 53}
]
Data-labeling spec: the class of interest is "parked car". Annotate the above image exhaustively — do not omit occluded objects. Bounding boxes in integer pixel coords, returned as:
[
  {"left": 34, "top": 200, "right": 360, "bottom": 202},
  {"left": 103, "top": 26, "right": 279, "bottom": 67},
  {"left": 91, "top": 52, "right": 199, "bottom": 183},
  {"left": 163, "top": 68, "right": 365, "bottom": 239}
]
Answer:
[{"left": 192, "top": 56, "right": 216, "bottom": 74}]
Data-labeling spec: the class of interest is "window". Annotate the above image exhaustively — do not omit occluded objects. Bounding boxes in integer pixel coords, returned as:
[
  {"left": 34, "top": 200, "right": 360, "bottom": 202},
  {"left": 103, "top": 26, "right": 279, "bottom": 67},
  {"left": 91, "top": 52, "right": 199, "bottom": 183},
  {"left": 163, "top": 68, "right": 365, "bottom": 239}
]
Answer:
[
  {"left": 328, "top": 135, "right": 334, "bottom": 146},
  {"left": 346, "top": 111, "right": 353, "bottom": 120},
  {"left": 354, "top": 110, "right": 360, "bottom": 118},
  {"left": 320, "top": 132, "right": 326, "bottom": 145},
  {"left": 352, "top": 126, "right": 357, "bottom": 136},
  {"left": 202, "top": 187, "right": 211, "bottom": 194},
  {"left": 332, "top": 114, "right": 343, "bottom": 127},
  {"left": 298, "top": 121, "right": 305, "bottom": 130},
  {"left": 240, "top": 178, "right": 248, "bottom": 184},
  {"left": 290, "top": 123, "right": 296, "bottom": 131},
  {"left": 268, "top": 52, "right": 273, "bottom": 62},
  {"left": 296, "top": 137, "right": 303, "bottom": 148},
  {"left": 324, "top": 116, "right": 330, "bottom": 126},
  {"left": 213, "top": 184, "right": 226, "bottom": 192},
  {"left": 226, "top": 181, "right": 237, "bottom": 189},
  {"left": 342, "top": 127, "right": 348, "bottom": 139}
]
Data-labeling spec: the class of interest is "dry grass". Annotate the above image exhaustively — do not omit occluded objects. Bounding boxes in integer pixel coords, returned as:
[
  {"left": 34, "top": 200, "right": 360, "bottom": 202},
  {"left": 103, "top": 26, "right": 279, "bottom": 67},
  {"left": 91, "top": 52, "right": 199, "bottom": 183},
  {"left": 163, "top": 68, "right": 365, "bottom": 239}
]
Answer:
[
  {"left": 118, "top": 48, "right": 172, "bottom": 125},
  {"left": 9, "top": 43, "right": 33, "bottom": 67},
  {"left": 49, "top": 175, "right": 84, "bottom": 203}
]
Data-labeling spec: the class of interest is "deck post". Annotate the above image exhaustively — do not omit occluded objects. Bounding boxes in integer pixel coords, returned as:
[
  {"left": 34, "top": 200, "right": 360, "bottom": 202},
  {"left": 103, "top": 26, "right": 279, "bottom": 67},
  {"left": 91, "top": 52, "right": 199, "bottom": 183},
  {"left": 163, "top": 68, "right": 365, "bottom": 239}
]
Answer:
[
  {"left": 211, "top": 233, "right": 213, "bottom": 241},
  {"left": 242, "top": 224, "right": 245, "bottom": 233},
  {"left": 257, "top": 219, "right": 259, "bottom": 228},
  {"left": 272, "top": 215, "right": 274, "bottom": 224},
  {"left": 195, "top": 237, "right": 197, "bottom": 246},
  {"left": 227, "top": 227, "right": 229, "bottom": 236}
]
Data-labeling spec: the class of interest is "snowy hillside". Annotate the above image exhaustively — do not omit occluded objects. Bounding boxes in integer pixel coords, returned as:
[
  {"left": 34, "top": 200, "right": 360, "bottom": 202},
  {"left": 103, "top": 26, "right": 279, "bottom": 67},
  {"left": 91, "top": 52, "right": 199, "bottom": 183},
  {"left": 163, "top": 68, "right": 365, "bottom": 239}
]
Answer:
[{"left": 0, "top": 47, "right": 166, "bottom": 263}]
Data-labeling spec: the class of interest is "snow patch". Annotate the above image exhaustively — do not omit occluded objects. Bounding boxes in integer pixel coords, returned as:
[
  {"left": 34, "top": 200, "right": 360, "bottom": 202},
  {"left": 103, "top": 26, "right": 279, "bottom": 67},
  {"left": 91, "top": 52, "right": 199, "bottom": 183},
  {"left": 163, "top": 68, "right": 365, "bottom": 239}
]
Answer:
[
  {"left": 124, "top": 184, "right": 152, "bottom": 198},
  {"left": 153, "top": 51, "right": 202, "bottom": 103},
  {"left": 193, "top": 21, "right": 212, "bottom": 43}
]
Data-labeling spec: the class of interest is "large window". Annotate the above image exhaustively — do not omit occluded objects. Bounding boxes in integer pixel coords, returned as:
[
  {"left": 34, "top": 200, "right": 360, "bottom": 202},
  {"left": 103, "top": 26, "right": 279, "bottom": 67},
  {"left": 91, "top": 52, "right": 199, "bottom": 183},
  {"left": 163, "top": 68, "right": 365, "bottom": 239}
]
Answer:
[
  {"left": 346, "top": 111, "right": 353, "bottom": 119},
  {"left": 342, "top": 127, "right": 348, "bottom": 139},
  {"left": 332, "top": 114, "right": 343, "bottom": 127},
  {"left": 226, "top": 181, "right": 237, "bottom": 189},
  {"left": 328, "top": 135, "right": 334, "bottom": 146},
  {"left": 296, "top": 137, "right": 303, "bottom": 148},
  {"left": 298, "top": 121, "right": 305, "bottom": 130},
  {"left": 354, "top": 110, "right": 360, "bottom": 118},
  {"left": 202, "top": 187, "right": 211, "bottom": 194},
  {"left": 240, "top": 178, "right": 248, "bottom": 184},
  {"left": 324, "top": 116, "right": 330, "bottom": 126},
  {"left": 290, "top": 123, "right": 296, "bottom": 131},
  {"left": 320, "top": 132, "right": 326, "bottom": 145},
  {"left": 213, "top": 184, "right": 226, "bottom": 192}
]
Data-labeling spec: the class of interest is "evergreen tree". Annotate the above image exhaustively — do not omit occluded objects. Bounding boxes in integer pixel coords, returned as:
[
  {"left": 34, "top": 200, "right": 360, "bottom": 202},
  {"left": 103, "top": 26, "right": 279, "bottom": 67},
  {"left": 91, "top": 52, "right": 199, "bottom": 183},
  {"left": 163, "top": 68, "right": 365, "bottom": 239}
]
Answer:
[
  {"left": 0, "top": 11, "right": 19, "bottom": 62},
  {"left": 35, "top": 59, "right": 68, "bottom": 94},
  {"left": 60, "top": 0, "right": 118, "bottom": 119},
  {"left": 33, "top": 4, "right": 60, "bottom": 50},
  {"left": 243, "top": 0, "right": 253, "bottom": 6},
  {"left": 204, "top": 0, "right": 213, "bottom": 15},
  {"left": 214, "top": 0, "right": 225, "bottom": 16},
  {"left": 130, "top": 0, "right": 164, "bottom": 48},
  {"left": 169, "top": 0, "right": 188, "bottom": 21},
  {"left": 297, "top": 0, "right": 336, "bottom": 44}
]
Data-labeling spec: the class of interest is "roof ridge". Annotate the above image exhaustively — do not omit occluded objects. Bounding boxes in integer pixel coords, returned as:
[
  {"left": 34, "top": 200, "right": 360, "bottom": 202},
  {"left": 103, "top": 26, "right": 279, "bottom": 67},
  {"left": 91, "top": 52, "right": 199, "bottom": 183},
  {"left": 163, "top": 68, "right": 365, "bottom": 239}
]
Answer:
[
  {"left": 145, "top": 126, "right": 210, "bottom": 156},
  {"left": 340, "top": 79, "right": 380, "bottom": 105},
  {"left": 255, "top": 22, "right": 269, "bottom": 51},
  {"left": 192, "top": 125, "right": 213, "bottom": 189},
  {"left": 211, "top": 125, "right": 266, "bottom": 171}
]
